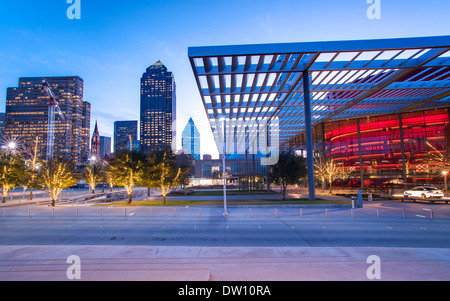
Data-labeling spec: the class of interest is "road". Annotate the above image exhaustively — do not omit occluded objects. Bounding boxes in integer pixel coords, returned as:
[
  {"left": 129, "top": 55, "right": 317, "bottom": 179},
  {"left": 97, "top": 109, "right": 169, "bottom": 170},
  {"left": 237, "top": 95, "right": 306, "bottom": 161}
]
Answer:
[
  {"left": 1, "top": 201, "right": 450, "bottom": 281},
  {"left": 1, "top": 205, "right": 450, "bottom": 247}
]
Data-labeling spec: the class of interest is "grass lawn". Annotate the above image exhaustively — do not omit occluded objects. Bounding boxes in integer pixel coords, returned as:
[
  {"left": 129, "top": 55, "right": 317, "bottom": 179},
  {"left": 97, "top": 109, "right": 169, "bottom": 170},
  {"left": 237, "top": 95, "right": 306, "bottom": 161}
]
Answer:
[{"left": 98, "top": 198, "right": 350, "bottom": 206}]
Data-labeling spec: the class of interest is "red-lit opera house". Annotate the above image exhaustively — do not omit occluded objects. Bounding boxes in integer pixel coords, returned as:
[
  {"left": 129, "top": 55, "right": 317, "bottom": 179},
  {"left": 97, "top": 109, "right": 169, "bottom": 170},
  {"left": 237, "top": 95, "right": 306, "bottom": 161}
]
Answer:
[
  {"left": 290, "top": 67, "right": 450, "bottom": 189},
  {"left": 322, "top": 107, "right": 450, "bottom": 188}
]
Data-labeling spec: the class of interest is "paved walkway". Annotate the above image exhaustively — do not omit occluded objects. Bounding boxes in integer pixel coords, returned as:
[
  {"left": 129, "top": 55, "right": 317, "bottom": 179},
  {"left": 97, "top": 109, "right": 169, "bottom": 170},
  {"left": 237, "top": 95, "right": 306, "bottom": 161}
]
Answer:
[{"left": 0, "top": 245, "right": 449, "bottom": 281}]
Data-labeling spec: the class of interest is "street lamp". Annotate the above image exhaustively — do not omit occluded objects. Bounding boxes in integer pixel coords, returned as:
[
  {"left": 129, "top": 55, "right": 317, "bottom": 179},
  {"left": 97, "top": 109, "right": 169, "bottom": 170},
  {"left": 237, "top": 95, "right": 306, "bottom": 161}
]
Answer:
[
  {"left": 7, "top": 142, "right": 16, "bottom": 150},
  {"left": 220, "top": 116, "right": 228, "bottom": 217}
]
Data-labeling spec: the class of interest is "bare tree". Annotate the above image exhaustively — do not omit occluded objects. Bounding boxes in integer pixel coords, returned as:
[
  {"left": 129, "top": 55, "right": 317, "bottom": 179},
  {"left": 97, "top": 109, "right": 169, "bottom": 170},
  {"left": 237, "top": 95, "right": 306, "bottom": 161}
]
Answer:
[
  {"left": 40, "top": 159, "right": 78, "bottom": 207},
  {"left": 145, "top": 151, "right": 181, "bottom": 204},
  {"left": 84, "top": 160, "right": 103, "bottom": 194},
  {"left": 314, "top": 156, "right": 355, "bottom": 194},
  {"left": 22, "top": 137, "right": 41, "bottom": 200},
  {"left": 109, "top": 150, "right": 145, "bottom": 204},
  {"left": 425, "top": 140, "right": 450, "bottom": 191},
  {"left": 0, "top": 148, "right": 25, "bottom": 203}
]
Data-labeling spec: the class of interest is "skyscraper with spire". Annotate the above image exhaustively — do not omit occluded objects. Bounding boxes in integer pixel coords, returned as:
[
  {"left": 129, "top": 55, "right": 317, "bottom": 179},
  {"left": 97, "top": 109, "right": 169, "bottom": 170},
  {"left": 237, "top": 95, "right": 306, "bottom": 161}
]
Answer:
[
  {"left": 140, "top": 61, "right": 176, "bottom": 154},
  {"left": 181, "top": 117, "right": 200, "bottom": 160},
  {"left": 91, "top": 120, "right": 100, "bottom": 157}
]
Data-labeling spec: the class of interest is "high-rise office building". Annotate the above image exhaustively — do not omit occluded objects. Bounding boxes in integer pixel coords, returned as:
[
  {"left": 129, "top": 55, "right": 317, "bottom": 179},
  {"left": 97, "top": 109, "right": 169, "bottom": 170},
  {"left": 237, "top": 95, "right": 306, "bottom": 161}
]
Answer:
[
  {"left": 100, "top": 136, "right": 111, "bottom": 157},
  {"left": 91, "top": 121, "right": 100, "bottom": 157},
  {"left": 5, "top": 76, "right": 90, "bottom": 164},
  {"left": 114, "top": 120, "right": 138, "bottom": 153},
  {"left": 81, "top": 102, "right": 91, "bottom": 162},
  {"left": 140, "top": 61, "right": 176, "bottom": 153},
  {"left": 127, "top": 140, "right": 140, "bottom": 152},
  {"left": 181, "top": 117, "right": 200, "bottom": 160},
  {"left": 0, "top": 113, "right": 5, "bottom": 142}
]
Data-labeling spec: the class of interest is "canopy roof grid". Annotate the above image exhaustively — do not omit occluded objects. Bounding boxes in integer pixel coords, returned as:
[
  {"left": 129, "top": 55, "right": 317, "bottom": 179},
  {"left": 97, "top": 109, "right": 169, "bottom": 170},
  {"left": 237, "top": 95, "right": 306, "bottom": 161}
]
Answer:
[{"left": 188, "top": 36, "right": 450, "bottom": 150}]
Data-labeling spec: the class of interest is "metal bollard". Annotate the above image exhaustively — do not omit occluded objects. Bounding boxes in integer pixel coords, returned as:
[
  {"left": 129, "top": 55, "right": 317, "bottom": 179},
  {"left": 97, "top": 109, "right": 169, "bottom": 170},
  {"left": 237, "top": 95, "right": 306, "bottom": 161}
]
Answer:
[
  {"left": 149, "top": 208, "right": 152, "bottom": 217},
  {"left": 300, "top": 208, "right": 303, "bottom": 218},
  {"left": 351, "top": 209, "right": 354, "bottom": 218},
  {"left": 174, "top": 207, "right": 176, "bottom": 217},
  {"left": 124, "top": 208, "right": 127, "bottom": 217},
  {"left": 101, "top": 208, "right": 103, "bottom": 217},
  {"left": 249, "top": 208, "right": 252, "bottom": 218},
  {"left": 325, "top": 209, "right": 328, "bottom": 218},
  {"left": 274, "top": 209, "right": 278, "bottom": 218},
  {"left": 28, "top": 208, "right": 31, "bottom": 217},
  {"left": 403, "top": 208, "right": 406, "bottom": 219},
  {"left": 198, "top": 208, "right": 201, "bottom": 218},
  {"left": 377, "top": 208, "right": 380, "bottom": 218}
]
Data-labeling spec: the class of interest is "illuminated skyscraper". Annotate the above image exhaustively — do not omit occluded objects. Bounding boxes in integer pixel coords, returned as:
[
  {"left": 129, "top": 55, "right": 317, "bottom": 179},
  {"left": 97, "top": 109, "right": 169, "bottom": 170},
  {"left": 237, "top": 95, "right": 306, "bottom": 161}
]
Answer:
[
  {"left": 0, "top": 113, "right": 5, "bottom": 142},
  {"left": 5, "top": 76, "right": 90, "bottom": 164},
  {"left": 140, "top": 61, "right": 176, "bottom": 153},
  {"left": 181, "top": 117, "right": 200, "bottom": 160},
  {"left": 100, "top": 136, "right": 112, "bottom": 157},
  {"left": 114, "top": 120, "right": 137, "bottom": 153}
]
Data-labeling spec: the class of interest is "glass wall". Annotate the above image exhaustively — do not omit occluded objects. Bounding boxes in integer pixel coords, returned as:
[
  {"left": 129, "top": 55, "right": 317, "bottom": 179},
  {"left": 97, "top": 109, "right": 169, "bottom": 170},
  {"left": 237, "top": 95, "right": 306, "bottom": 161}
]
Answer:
[{"left": 323, "top": 108, "right": 450, "bottom": 188}]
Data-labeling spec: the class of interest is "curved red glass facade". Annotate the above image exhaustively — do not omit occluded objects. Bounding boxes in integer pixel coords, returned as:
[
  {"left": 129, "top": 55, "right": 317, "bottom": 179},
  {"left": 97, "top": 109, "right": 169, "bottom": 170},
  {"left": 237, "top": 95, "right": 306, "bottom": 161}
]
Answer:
[{"left": 324, "top": 108, "right": 450, "bottom": 188}]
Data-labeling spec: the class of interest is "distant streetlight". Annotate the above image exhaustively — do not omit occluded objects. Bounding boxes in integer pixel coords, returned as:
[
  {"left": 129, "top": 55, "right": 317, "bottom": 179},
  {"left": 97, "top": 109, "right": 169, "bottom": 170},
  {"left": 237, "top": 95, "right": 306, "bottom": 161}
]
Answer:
[{"left": 7, "top": 142, "right": 16, "bottom": 150}]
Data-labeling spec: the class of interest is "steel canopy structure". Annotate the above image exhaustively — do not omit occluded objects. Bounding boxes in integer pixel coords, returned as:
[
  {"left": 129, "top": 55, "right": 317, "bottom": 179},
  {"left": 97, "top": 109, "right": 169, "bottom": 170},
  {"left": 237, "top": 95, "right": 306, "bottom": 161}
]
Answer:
[{"left": 188, "top": 35, "right": 450, "bottom": 200}]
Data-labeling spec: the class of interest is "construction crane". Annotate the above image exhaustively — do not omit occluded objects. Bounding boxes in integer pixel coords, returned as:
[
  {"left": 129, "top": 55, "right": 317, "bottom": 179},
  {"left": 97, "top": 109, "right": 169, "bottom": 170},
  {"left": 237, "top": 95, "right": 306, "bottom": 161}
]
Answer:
[{"left": 42, "top": 79, "right": 65, "bottom": 160}]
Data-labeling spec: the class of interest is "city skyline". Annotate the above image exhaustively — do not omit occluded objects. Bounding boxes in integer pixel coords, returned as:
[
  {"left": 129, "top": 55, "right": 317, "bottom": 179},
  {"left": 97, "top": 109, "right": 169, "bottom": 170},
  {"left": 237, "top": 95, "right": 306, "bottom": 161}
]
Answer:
[{"left": 1, "top": 0, "right": 449, "bottom": 158}]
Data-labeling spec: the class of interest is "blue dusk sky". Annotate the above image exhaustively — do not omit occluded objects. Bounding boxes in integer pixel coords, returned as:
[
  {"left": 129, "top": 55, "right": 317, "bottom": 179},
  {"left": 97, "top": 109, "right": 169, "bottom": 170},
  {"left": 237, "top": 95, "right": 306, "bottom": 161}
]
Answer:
[{"left": 0, "top": 0, "right": 449, "bottom": 158}]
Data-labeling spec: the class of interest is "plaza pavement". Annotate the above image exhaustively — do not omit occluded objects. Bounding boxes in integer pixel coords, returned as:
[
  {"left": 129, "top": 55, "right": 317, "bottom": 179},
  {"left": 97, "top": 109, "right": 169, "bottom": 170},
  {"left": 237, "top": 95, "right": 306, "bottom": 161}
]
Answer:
[
  {"left": 1, "top": 245, "right": 450, "bottom": 281},
  {"left": 1, "top": 189, "right": 450, "bottom": 281}
]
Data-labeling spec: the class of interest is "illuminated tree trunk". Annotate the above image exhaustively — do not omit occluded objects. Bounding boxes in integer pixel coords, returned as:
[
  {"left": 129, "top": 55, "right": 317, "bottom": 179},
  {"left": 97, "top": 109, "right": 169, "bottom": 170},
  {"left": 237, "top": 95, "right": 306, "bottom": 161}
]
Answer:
[
  {"left": 2, "top": 187, "right": 7, "bottom": 203},
  {"left": 127, "top": 191, "right": 133, "bottom": 204}
]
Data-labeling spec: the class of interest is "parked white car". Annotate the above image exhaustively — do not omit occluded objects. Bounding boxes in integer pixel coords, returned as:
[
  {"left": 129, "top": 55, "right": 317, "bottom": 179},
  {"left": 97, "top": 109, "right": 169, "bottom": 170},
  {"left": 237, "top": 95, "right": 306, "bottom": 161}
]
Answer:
[{"left": 403, "top": 186, "right": 444, "bottom": 199}]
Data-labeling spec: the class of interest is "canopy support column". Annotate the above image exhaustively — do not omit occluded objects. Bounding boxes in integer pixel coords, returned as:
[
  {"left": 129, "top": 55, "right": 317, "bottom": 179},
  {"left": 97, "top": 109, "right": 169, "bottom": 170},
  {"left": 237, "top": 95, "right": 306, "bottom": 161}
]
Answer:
[{"left": 303, "top": 70, "right": 315, "bottom": 201}]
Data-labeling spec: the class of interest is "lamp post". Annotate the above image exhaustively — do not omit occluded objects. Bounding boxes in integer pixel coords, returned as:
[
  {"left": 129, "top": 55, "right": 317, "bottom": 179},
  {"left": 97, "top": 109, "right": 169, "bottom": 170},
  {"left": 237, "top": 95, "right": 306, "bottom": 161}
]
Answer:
[{"left": 221, "top": 117, "right": 228, "bottom": 217}]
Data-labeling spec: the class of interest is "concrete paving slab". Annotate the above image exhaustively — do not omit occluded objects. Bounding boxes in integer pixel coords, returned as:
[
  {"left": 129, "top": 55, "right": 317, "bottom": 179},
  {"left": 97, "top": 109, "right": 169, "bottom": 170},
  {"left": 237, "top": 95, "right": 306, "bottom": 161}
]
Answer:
[{"left": 1, "top": 245, "right": 450, "bottom": 281}]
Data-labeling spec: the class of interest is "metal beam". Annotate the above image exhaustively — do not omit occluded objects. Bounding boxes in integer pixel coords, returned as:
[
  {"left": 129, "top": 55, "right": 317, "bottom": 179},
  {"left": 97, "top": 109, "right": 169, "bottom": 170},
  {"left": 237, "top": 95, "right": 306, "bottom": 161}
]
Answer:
[
  {"left": 395, "top": 89, "right": 450, "bottom": 113},
  {"left": 188, "top": 35, "right": 450, "bottom": 58},
  {"left": 303, "top": 70, "right": 315, "bottom": 201}
]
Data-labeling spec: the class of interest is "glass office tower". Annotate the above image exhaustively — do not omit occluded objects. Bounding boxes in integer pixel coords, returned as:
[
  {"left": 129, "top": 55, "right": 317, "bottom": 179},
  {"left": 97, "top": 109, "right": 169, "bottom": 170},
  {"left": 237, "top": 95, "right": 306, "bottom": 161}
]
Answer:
[
  {"left": 5, "top": 76, "right": 90, "bottom": 164},
  {"left": 181, "top": 117, "right": 200, "bottom": 160},
  {"left": 114, "top": 120, "right": 138, "bottom": 153},
  {"left": 140, "top": 61, "right": 176, "bottom": 153}
]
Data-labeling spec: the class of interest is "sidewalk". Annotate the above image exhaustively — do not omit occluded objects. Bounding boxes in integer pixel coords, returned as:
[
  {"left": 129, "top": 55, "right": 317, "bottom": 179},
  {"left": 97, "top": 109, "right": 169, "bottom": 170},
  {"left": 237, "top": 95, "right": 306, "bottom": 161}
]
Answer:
[{"left": 0, "top": 245, "right": 449, "bottom": 281}]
